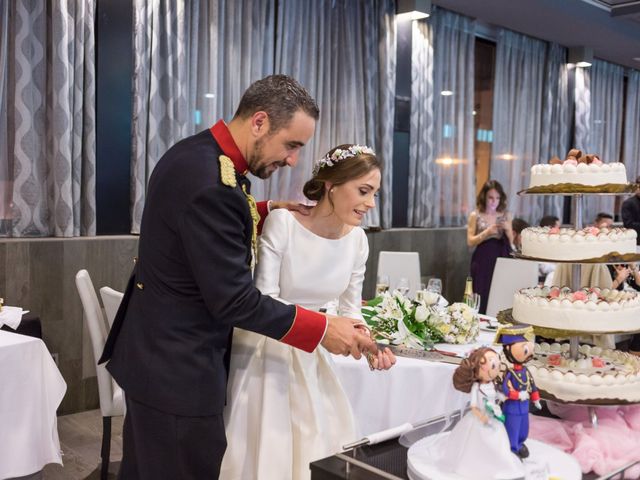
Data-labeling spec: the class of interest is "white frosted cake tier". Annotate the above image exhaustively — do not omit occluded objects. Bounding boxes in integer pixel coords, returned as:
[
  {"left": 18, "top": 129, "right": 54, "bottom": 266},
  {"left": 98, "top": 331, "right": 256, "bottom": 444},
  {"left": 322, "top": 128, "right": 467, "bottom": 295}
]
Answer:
[
  {"left": 529, "top": 342, "right": 640, "bottom": 403},
  {"left": 529, "top": 162, "right": 627, "bottom": 188},
  {"left": 513, "top": 286, "right": 640, "bottom": 333},
  {"left": 520, "top": 226, "right": 637, "bottom": 260}
]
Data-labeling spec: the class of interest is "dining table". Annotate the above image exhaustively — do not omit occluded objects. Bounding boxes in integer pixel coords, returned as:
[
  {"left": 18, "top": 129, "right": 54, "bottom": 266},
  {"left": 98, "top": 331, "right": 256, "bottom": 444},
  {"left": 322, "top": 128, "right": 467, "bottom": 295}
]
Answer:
[
  {"left": 0, "top": 330, "right": 66, "bottom": 479},
  {"left": 331, "top": 328, "right": 498, "bottom": 437}
]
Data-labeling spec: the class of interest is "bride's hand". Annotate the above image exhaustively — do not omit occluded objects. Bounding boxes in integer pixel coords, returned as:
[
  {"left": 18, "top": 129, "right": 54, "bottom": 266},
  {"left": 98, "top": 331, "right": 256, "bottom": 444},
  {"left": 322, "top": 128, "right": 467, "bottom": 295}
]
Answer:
[{"left": 366, "top": 347, "right": 396, "bottom": 370}]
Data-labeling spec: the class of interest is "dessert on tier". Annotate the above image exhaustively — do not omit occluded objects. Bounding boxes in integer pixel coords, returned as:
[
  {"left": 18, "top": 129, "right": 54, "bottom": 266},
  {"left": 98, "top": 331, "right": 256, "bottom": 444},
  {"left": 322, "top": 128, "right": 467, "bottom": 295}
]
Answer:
[
  {"left": 529, "top": 148, "right": 627, "bottom": 188},
  {"left": 512, "top": 286, "right": 640, "bottom": 333},
  {"left": 520, "top": 225, "right": 637, "bottom": 260},
  {"left": 529, "top": 342, "right": 640, "bottom": 403}
]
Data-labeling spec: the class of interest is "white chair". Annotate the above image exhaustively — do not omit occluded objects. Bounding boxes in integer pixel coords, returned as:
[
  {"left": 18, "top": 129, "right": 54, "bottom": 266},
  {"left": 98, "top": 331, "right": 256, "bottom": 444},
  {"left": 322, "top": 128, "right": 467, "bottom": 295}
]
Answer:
[
  {"left": 486, "top": 258, "right": 539, "bottom": 317},
  {"left": 75, "top": 270, "right": 125, "bottom": 480},
  {"left": 377, "top": 251, "right": 421, "bottom": 298},
  {"left": 100, "top": 286, "right": 124, "bottom": 329}
]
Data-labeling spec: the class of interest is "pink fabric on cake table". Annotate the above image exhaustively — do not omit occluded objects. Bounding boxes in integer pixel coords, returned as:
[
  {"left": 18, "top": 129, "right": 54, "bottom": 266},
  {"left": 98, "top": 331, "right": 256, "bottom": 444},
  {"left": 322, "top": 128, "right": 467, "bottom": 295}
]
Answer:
[{"left": 529, "top": 404, "right": 640, "bottom": 479}]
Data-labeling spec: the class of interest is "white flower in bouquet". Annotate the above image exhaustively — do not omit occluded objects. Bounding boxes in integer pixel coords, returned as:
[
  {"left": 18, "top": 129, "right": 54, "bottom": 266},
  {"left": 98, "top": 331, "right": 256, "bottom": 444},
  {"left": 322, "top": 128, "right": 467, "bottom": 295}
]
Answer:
[
  {"left": 414, "top": 305, "right": 429, "bottom": 322},
  {"left": 422, "top": 291, "right": 441, "bottom": 306}
]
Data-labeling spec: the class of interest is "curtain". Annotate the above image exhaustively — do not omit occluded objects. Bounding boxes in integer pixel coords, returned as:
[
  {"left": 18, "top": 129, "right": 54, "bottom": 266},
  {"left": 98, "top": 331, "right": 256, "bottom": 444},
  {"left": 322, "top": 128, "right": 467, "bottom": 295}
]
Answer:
[
  {"left": 490, "top": 30, "right": 547, "bottom": 224},
  {"left": 623, "top": 69, "right": 640, "bottom": 182},
  {"left": 0, "top": 0, "right": 96, "bottom": 237},
  {"left": 574, "top": 60, "right": 624, "bottom": 223},
  {"left": 408, "top": 8, "right": 475, "bottom": 227},
  {"left": 257, "top": 0, "right": 396, "bottom": 228},
  {"left": 538, "top": 43, "right": 570, "bottom": 221},
  {"left": 130, "top": 0, "right": 275, "bottom": 233}
]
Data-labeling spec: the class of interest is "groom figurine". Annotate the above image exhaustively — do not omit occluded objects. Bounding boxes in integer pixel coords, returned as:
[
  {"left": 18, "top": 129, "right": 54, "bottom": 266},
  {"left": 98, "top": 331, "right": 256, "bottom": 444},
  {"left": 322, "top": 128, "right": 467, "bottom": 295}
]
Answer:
[{"left": 495, "top": 324, "right": 542, "bottom": 459}]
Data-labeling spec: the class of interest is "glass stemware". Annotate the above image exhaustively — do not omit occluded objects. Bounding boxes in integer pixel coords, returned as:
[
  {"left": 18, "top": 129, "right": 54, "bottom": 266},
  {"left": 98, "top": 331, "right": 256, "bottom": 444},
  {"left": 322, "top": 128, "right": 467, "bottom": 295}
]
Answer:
[
  {"left": 375, "top": 274, "right": 390, "bottom": 296},
  {"left": 426, "top": 278, "right": 442, "bottom": 295},
  {"left": 397, "top": 277, "right": 410, "bottom": 296}
]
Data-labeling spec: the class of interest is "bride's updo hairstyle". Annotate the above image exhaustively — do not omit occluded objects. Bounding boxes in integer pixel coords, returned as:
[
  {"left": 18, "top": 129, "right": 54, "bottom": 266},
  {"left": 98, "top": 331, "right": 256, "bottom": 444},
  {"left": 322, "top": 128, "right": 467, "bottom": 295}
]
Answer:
[
  {"left": 452, "top": 347, "right": 495, "bottom": 393},
  {"left": 303, "top": 144, "right": 381, "bottom": 202}
]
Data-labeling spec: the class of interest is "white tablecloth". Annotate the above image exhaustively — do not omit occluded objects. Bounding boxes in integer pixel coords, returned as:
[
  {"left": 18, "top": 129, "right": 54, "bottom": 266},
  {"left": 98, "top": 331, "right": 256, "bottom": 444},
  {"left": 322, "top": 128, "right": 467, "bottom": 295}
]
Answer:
[
  {"left": 0, "top": 331, "right": 67, "bottom": 479},
  {"left": 332, "top": 330, "right": 496, "bottom": 437}
]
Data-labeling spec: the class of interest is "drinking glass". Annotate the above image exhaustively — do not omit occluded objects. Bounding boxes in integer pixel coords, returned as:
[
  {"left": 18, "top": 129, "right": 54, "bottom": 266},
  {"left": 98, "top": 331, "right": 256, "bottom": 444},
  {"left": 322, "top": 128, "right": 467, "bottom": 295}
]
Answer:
[
  {"left": 397, "top": 277, "right": 410, "bottom": 296},
  {"left": 414, "top": 283, "right": 426, "bottom": 302},
  {"left": 426, "top": 278, "right": 442, "bottom": 295},
  {"left": 375, "top": 274, "right": 390, "bottom": 296}
]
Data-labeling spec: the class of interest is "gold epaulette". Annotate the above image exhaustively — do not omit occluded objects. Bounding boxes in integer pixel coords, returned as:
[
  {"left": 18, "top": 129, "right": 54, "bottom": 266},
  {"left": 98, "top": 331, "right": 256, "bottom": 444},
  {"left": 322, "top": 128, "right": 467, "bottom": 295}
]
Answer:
[{"left": 219, "top": 155, "right": 237, "bottom": 187}]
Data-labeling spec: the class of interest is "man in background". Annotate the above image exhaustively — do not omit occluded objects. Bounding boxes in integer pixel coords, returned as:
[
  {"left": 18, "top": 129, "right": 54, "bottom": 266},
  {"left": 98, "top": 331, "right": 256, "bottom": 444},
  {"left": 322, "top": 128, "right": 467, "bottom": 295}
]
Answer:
[{"left": 622, "top": 178, "right": 640, "bottom": 246}]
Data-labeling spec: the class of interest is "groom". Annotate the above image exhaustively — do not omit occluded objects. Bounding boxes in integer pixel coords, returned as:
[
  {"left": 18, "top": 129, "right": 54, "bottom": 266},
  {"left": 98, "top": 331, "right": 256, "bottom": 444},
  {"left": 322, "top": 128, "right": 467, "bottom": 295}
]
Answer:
[{"left": 100, "top": 75, "right": 377, "bottom": 479}]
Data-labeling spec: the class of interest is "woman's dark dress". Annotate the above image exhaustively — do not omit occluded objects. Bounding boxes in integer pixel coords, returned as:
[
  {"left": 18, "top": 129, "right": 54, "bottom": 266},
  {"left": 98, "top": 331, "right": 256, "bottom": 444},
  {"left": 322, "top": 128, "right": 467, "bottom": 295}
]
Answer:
[{"left": 470, "top": 212, "right": 512, "bottom": 314}]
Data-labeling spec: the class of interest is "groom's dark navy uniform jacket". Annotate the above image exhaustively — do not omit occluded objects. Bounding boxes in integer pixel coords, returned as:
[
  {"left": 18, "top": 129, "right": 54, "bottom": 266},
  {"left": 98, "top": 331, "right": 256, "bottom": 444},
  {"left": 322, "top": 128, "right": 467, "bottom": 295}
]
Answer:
[{"left": 99, "top": 122, "right": 326, "bottom": 473}]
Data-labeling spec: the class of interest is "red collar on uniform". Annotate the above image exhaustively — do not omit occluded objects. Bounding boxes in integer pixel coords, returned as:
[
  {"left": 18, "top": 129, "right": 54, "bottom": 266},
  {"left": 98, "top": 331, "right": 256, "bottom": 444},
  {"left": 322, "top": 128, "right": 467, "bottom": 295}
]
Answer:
[
  {"left": 513, "top": 364, "right": 523, "bottom": 371},
  {"left": 210, "top": 120, "right": 249, "bottom": 175}
]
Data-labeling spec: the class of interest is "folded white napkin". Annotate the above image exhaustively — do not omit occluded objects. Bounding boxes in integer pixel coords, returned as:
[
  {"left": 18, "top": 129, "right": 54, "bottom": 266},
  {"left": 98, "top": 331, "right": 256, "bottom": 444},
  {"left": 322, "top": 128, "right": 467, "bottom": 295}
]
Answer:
[{"left": 0, "top": 306, "right": 24, "bottom": 330}]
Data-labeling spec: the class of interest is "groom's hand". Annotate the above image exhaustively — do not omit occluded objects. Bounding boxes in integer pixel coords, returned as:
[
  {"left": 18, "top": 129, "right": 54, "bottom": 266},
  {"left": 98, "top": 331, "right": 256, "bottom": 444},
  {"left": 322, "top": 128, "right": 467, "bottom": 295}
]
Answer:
[
  {"left": 321, "top": 316, "right": 377, "bottom": 359},
  {"left": 270, "top": 201, "right": 312, "bottom": 215}
]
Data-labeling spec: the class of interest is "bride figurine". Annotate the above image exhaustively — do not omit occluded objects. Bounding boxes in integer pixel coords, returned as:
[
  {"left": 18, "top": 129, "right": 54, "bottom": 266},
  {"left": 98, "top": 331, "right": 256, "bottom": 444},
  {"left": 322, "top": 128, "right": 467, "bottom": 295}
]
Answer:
[{"left": 433, "top": 347, "right": 525, "bottom": 480}]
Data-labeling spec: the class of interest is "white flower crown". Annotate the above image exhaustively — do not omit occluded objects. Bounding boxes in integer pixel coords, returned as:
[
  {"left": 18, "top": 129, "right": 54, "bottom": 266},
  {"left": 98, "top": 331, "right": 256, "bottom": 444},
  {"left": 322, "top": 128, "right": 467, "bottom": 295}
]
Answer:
[{"left": 312, "top": 144, "right": 375, "bottom": 176}]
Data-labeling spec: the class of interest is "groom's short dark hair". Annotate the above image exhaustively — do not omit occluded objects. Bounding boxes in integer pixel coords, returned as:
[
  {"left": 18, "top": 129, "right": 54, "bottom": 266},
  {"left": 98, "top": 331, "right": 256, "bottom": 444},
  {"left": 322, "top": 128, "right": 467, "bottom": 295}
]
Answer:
[{"left": 233, "top": 75, "right": 319, "bottom": 132}]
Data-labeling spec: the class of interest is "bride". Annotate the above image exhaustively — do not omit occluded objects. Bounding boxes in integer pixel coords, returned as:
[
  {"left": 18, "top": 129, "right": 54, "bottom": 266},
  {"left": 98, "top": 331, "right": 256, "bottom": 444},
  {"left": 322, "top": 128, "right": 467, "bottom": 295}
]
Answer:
[{"left": 220, "top": 144, "right": 395, "bottom": 480}]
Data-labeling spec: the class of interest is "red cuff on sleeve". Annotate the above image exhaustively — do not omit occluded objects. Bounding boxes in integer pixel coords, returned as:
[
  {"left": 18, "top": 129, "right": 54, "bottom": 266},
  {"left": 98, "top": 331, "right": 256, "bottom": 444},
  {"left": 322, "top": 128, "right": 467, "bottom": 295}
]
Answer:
[
  {"left": 530, "top": 391, "right": 540, "bottom": 402},
  {"left": 508, "top": 390, "right": 519, "bottom": 401},
  {"left": 279, "top": 306, "right": 327, "bottom": 353},
  {"left": 256, "top": 201, "right": 269, "bottom": 235}
]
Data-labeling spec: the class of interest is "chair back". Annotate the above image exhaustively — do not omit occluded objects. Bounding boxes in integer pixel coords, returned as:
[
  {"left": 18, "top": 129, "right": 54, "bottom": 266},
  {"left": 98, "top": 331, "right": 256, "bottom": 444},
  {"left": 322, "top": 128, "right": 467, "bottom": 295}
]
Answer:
[
  {"left": 377, "top": 251, "right": 421, "bottom": 298},
  {"left": 100, "top": 287, "right": 124, "bottom": 329},
  {"left": 75, "top": 270, "right": 125, "bottom": 418},
  {"left": 486, "top": 258, "right": 539, "bottom": 317}
]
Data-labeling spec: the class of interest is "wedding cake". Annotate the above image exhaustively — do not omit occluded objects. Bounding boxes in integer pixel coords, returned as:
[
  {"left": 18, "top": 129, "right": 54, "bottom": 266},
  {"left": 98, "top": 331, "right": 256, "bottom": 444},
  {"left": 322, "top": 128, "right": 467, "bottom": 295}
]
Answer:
[
  {"left": 529, "top": 149, "right": 627, "bottom": 188},
  {"left": 512, "top": 286, "right": 640, "bottom": 333},
  {"left": 520, "top": 226, "right": 637, "bottom": 260},
  {"left": 528, "top": 342, "right": 640, "bottom": 403}
]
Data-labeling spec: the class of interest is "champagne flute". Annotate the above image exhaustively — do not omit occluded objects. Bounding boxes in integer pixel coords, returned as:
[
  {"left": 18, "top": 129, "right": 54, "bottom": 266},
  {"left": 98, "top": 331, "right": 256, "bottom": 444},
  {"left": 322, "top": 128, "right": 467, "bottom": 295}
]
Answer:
[
  {"left": 376, "top": 274, "right": 390, "bottom": 296},
  {"left": 397, "top": 277, "right": 410, "bottom": 297},
  {"left": 427, "top": 278, "right": 442, "bottom": 295}
]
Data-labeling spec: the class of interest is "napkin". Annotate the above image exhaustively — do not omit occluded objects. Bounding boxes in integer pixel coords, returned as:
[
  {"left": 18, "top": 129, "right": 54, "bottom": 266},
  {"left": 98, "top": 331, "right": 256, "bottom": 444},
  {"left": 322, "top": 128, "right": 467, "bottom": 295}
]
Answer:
[{"left": 0, "top": 306, "right": 25, "bottom": 330}]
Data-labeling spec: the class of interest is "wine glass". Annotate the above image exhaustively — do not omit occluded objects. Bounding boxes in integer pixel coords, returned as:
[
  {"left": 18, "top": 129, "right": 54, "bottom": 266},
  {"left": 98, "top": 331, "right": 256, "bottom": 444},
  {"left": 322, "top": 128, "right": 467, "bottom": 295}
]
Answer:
[
  {"left": 396, "top": 277, "right": 410, "bottom": 297},
  {"left": 426, "top": 278, "right": 442, "bottom": 295},
  {"left": 375, "top": 274, "right": 390, "bottom": 296}
]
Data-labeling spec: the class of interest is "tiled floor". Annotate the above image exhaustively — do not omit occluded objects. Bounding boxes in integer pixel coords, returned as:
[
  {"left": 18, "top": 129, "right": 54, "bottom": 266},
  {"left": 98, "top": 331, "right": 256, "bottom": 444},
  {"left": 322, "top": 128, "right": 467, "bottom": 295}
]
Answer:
[{"left": 42, "top": 409, "right": 123, "bottom": 480}]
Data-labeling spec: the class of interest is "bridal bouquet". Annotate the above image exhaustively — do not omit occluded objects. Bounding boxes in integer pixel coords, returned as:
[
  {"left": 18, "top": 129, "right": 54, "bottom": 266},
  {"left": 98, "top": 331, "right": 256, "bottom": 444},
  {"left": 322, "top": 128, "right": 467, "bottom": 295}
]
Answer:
[{"left": 362, "top": 290, "right": 480, "bottom": 349}]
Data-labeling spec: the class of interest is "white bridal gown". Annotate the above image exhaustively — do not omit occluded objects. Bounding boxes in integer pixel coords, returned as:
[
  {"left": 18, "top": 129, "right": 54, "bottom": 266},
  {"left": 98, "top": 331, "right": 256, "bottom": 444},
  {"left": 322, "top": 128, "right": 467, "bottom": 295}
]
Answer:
[
  {"left": 430, "top": 382, "right": 525, "bottom": 479},
  {"left": 220, "top": 209, "right": 369, "bottom": 480}
]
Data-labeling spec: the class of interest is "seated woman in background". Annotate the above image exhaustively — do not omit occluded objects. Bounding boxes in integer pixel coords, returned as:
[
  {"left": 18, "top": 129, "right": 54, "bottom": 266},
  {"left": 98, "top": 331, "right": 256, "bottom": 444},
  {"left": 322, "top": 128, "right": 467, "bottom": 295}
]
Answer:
[
  {"left": 466, "top": 180, "right": 513, "bottom": 314},
  {"left": 511, "top": 217, "right": 529, "bottom": 253},
  {"left": 538, "top": 215, "right": 560, "bottom": 285}
]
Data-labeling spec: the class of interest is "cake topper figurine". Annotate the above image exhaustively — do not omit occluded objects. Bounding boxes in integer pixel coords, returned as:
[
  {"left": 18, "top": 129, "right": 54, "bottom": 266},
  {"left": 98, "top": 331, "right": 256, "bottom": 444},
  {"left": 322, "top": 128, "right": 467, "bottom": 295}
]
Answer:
[
  {"left": 495, "top": 324, "right": 542, "bottom": 459},
  {"left": 425, "top": 347, "right": 525, "bottom": 479}
]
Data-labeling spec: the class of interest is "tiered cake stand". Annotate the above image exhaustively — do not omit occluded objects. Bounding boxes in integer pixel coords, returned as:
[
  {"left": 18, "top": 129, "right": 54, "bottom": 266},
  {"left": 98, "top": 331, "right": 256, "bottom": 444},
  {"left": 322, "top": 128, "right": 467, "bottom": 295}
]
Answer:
[{"left": 502, "top": 185, "right": 640, "bottom": 423}]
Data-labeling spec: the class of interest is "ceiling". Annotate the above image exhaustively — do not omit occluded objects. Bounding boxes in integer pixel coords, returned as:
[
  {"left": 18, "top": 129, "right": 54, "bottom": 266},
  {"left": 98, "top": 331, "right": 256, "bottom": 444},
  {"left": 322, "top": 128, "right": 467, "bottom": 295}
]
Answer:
[{"left": 432, "top": 0, "right": 640, "bottom": 69}]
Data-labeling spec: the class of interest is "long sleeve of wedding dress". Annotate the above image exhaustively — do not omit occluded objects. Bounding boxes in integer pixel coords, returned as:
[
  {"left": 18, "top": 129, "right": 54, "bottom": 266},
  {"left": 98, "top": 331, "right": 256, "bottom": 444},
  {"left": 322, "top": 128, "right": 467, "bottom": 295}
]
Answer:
[{"left": 221, "top": 209, "right": 368, "bottom": 480}]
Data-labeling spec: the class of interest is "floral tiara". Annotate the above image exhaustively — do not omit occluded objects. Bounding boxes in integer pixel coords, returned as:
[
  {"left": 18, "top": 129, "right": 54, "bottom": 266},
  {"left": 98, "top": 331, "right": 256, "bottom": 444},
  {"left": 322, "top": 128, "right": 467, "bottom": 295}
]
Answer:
[{"left": 312, "top": 144, "right": 376, "bottom": 176}]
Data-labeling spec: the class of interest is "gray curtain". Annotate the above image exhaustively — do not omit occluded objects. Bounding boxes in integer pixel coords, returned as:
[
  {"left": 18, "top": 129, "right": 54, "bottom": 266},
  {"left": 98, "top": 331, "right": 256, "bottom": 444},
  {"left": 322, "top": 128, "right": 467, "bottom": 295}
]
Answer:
[
  {"left": 623, "top": 70, "right": 640, "bottom": 182},
  {"left": 0, "top": 0, "right": 96, "bottom": 237},
  {"left": 256, "top": 0, "right": 396, "bottom": 228},
  {"left": 408, "top": 8, "right": 475, "bottom": 227},
  {"left": 538, "top": 43, "right": 570, "bottom": 220},
  {"left": 574, "top": 60, "right": 624, "bottom": 223},
  {"left": 130, "top": 0, "right": 275, "bottom": 233},
  {"left": 490, "top": 30, "right": 547, "bottom": 224}
]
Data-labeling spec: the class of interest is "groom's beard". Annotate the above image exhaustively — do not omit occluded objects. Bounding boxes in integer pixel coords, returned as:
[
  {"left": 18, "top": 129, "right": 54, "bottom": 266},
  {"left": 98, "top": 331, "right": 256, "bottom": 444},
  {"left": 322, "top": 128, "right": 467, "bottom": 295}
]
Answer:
[{"left": 248, "top": 137, "right": 287, "bottom": 179}]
